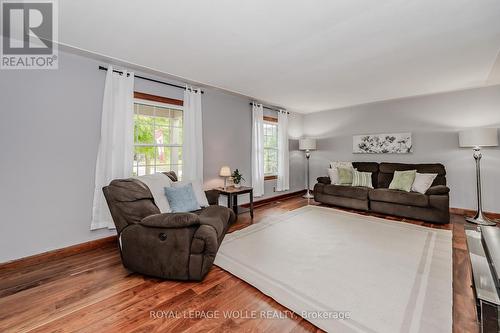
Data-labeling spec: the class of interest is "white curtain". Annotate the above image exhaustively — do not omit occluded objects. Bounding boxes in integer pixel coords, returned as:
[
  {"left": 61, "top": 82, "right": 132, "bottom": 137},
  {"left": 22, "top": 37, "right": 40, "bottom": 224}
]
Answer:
[
  {"left": 182, "top": 86, "right": 203, "bottom": 182},
  {"left": 252, "top": 103, "right": 265, "bottom": 197},
  {"left": 277, "top": 110, "right": 290, "bottom": 191},
  {"left": 91, "top": 66, "right": 134, "bottom": 230}
]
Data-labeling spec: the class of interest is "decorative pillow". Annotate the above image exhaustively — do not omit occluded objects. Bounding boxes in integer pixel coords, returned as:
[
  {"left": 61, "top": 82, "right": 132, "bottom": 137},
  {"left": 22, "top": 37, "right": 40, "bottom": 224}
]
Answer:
[
  {"left": 327, "top": 168, "right": 338, "bottom": 184},
  {"left": 173, "top": 180, "right": 209, "bottom": 207},
  {"left": 328, "top": 161, "right": 353, "bottom": 185},
  {"left": 352, "top": 169, "right": 373, "bottom": 188},
  {"left": 330, "top": 161, "right": 353, "bottom": 170},
  {"left": 164, "top": 183, "right": 201, "bottom": 213},
  {"left": 337, "top": 167, "right": 353, "bottom": 185},
  {"left": 389, "top": 170, "right": 417, "bottom": 192},
  {"left": 135, "top": 173, "right": 172, "bottom": 213},
  {"left": 411, "top": 173, "right": 438, "bottom": 194}
]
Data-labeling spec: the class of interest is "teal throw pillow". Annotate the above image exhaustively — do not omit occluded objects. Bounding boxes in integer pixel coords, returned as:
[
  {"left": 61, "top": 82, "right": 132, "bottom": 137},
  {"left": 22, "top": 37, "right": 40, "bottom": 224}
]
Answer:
[{"left": 164, "top": 183, "right": 201, "bottom": 212}]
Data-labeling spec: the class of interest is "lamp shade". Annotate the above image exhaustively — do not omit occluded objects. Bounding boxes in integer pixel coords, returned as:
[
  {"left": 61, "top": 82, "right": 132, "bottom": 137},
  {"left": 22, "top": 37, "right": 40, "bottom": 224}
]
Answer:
[
  {"left": 299, "top": 138, "right": 317, "bottom": 151},
  {"left": 459, "top": 128, "right": 498, "bottom": 148},
  {"left": 219, "top": 166, "right": 231, "bottom": 177}
]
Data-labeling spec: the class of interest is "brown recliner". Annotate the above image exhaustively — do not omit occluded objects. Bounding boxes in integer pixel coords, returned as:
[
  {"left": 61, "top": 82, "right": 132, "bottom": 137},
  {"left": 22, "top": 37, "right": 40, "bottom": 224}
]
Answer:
[{"left": 102, "top": 171, "right": 236, "bottom": 281}]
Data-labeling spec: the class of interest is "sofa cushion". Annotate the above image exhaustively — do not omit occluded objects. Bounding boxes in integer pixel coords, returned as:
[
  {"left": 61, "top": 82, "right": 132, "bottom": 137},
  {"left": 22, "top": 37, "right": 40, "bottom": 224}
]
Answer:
[
  {"left": 323, "top": 185, "right": 369, "bottom": 200},
  {"left": 352, "top": 162, "right": 379, "bottom": 188},
  {"left": 378, "top": 163, "right": 446, "bottom": 188},
  {"left": 369, "top": 188, "right": 429, "bottom": 207}
]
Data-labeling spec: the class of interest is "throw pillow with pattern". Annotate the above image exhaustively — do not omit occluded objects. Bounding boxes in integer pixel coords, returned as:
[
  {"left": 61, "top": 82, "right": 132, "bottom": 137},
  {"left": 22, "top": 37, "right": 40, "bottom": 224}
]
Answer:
[{"left": 352, "top": 169, "right": 373, "bottom": 188}]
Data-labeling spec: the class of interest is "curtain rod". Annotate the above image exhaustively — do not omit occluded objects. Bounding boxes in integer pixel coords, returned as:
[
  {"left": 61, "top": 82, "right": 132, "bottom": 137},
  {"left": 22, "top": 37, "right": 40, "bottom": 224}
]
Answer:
[
  {"left": 98, "top": 66, "right": 204, "bottom": 94},
  {"left": 249, "top": 102, "right": 289, "bottom": 114}
]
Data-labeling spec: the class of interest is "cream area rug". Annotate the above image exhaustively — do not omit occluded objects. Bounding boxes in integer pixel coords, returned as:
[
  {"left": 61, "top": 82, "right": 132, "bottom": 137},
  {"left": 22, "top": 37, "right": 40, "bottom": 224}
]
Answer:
[{"left": 214, "top": 205, "right": 452, "bottom": 333}]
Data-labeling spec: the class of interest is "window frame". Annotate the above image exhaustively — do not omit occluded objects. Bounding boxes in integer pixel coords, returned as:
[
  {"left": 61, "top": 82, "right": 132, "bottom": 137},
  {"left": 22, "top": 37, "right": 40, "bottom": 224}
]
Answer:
[
  {"left": 263, "top": 116, "right": 278, "bottom": 181},
  {"left": 133, "top": 92, "right": 184, "bottom": 178}
]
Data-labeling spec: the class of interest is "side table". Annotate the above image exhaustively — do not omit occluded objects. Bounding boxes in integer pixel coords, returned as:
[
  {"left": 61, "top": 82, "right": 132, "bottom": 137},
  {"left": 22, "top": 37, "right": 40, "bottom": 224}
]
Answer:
[{"left": 216, "top": 186, "right": 254, "bottom": 219}]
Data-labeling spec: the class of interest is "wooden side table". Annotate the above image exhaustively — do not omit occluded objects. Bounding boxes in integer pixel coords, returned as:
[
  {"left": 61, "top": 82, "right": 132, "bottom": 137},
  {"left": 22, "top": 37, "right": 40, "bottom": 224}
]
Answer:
[{"left": 216, "top": 186, "right": 254, "bottom": 219}]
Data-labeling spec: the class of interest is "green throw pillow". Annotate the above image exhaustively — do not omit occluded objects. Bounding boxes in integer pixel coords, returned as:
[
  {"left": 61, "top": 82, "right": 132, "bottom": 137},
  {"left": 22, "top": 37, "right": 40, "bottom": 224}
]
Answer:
[
  {"left": 389, "top": 170, "right": 417, "bottom": 192},
  {"left": 352, "top": 169, "right": 373, "bottom": 188},
  {"left": 337, "top": 167, "right": 353, "bottom": 185}
]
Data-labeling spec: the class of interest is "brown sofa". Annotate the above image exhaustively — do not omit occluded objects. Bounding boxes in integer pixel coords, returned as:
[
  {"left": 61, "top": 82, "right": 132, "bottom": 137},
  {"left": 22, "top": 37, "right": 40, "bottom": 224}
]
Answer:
[
  {"left": 103, "top": 171, "right": 236, "bottom": 281},
  {"left": 314, "top": 162, "right": 450, "bottom": 224}
]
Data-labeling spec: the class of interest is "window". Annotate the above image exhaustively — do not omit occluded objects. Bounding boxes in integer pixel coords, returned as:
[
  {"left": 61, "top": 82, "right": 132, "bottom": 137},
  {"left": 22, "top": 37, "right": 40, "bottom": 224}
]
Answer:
[
  {"left": 133, "top": 97, "right": 183, "bottom": 178},
  {"left": 263, "top": 117, "right": 278, "bottom": 178}
]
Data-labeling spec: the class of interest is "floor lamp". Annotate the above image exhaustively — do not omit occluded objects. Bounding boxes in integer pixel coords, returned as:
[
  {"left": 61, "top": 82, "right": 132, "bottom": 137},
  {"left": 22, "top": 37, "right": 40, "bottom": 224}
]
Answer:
[
  {"left": 299, "top": 138, "right": 317, "bottom": 199},
  {"left": 459, "top": 128, "right": 499, "bottom": 226}
]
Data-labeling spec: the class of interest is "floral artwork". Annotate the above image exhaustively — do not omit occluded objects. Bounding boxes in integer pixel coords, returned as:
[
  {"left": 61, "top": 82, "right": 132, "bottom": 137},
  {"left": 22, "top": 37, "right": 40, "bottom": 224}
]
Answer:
[{"left": 353, "top": 133, "right": 412, "bottom": 154}]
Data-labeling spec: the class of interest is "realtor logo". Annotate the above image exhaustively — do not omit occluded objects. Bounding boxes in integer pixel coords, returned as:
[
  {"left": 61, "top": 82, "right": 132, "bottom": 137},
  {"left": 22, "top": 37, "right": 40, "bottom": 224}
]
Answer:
[{"left": 1, "top": 0, "right": 58, "bottom": 69}]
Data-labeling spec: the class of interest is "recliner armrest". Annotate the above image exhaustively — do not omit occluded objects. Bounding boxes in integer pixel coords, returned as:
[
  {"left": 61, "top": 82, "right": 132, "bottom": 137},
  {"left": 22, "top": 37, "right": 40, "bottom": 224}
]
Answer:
[
  {"left": 140, "top": 213, "right": 200, "bottom": 228},
  {"left": 426, "top": 185, "right": 450, "bottom": 195},
  {"left": 317, "top": 177, "right": 331, "bottom": 185},
  {"left": 204, "top": 189, "right": 220, "bottom": 205}
]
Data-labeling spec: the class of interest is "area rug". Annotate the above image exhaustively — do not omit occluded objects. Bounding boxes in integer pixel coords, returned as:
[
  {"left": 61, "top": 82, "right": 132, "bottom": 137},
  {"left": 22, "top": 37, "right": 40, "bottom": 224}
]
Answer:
[{"left": 214, "top": 205, "right": 452, "bottom": 333}]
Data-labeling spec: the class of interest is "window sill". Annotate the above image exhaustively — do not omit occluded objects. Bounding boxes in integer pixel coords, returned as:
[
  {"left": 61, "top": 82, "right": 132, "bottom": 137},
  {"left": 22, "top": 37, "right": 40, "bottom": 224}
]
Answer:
[{"left": 264, "top": 175, "right": 277, "bottom": 181}]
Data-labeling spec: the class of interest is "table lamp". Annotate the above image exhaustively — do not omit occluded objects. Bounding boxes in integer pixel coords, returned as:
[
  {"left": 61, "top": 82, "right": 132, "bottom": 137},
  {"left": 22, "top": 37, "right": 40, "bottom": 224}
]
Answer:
[
  {"left": 219, "top": 166, "right": 231, "bottom": 190},
  {"left": 459, "top": 127, "right": 498, "bottom": 225}
]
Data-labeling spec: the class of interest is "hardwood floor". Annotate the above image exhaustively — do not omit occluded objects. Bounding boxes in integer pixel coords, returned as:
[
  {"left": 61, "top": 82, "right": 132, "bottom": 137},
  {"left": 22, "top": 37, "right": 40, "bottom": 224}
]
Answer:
[{"left": 0, "top": 197, "right": 478, "bottom": 333}]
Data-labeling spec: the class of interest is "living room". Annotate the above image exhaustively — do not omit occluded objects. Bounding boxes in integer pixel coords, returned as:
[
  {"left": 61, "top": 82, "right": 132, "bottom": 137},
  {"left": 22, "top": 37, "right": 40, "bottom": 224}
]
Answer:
[{"left": 1, "top": 1, "right": 500, "bottom": 332}]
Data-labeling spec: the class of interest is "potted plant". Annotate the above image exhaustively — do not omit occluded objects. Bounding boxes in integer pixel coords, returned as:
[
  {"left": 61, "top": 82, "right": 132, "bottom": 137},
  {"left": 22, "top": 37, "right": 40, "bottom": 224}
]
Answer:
[{"left": 232, "top": 169, "right": 245, "bottom": 188}]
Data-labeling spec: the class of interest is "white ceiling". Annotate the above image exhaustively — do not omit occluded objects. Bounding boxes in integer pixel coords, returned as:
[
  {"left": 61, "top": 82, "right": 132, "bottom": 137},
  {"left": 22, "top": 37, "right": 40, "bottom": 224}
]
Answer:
[{"left": 58, "top": 0, "right": 500, "bottom": 113}]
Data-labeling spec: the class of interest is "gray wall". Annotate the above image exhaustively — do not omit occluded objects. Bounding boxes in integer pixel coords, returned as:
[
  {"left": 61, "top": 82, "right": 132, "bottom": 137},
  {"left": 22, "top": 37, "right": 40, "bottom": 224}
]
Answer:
[
  {"left": 0, "top": 49, "right": 304, "bottom": 262},
  {"left": 303, "top": 85, "right": 500, "bottom": 213}
]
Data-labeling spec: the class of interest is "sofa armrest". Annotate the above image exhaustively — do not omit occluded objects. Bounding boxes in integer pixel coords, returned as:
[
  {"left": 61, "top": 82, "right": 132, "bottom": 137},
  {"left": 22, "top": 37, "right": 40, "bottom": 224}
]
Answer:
[
  {"left": 204, "top": 189, "right": 220, "bottom": 205},
  {"left": 191, "top": 224, "right": 219, "bottom": 255},
  {"left": 317, "top": 177, "right": 331, "bottom": 185},
  {"left": 425, "top": 185, "right": 450, "bottom": 195},
  {"left": 140, "top": 213, "right": 200, "bottom": 228}
]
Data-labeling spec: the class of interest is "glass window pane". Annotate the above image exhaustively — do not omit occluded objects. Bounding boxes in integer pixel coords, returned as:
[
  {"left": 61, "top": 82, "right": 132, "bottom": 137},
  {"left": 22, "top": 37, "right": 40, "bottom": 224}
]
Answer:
[
  {"left": 155, "top": 165, "right": 170, "bottom": 173},
  {"left": 136, "top": 103, "right": 155, "bottom": 117},
  {"left": 175, "top": 148, "right": 183, "bottom": 165},
  {"left": 154, "top": 126, "right": 171, "bottom": 145},
  {"left": 170, "top": 147, "right": 182, "bottom": 165},
  {"left": 264, "top": 149, "right": 271, "bottom": 174},
  {"left": 155, "top": 147, "right": 171, "bottom": 165},
  {"left": 264, "top": 148, "right": 278, "bottom": 175},
  {"left": 134, "top": 146, "right": 155, "bottom": 170},
  {"left": 154, "top": 116, "right": 170, "bottom": 128},
  {"left": 172, "top": 109, "right": 183, "bottom": 127},
  {"left": 134, "top": 114, "right": 154, "bottom": 144},
  {"left": 154, "top": 107, "right": 170, "bottom": 119},
  {"left": 135, "top": 165, "right": 155, "bottom": 176},
  {"left": 171, "top": 126, "right": 182, "bottom": 145},
  {"left": 177, "top": 165, "right": 183, "bottom": 180},
  {"left": 134, "top": 146, "right": 154, "bottom": 163}
]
